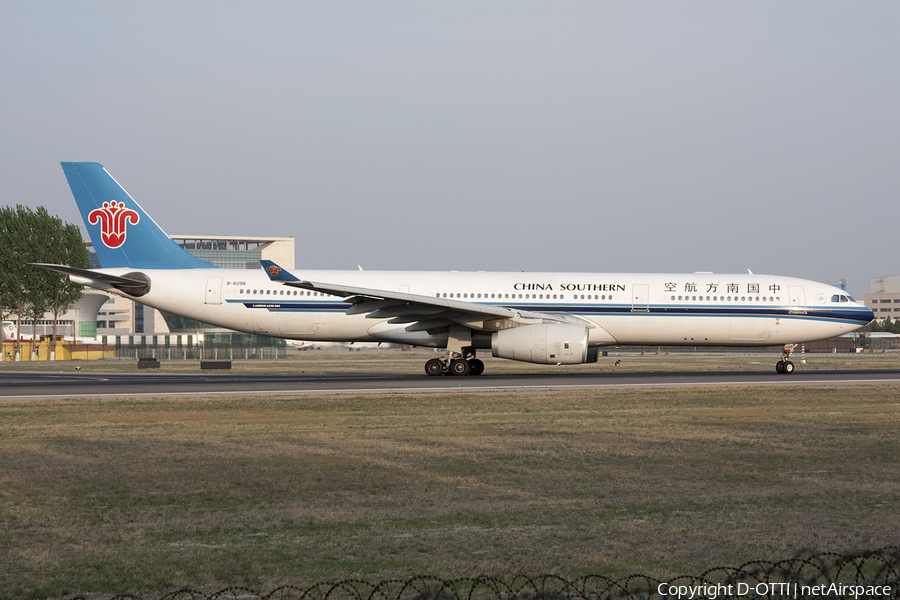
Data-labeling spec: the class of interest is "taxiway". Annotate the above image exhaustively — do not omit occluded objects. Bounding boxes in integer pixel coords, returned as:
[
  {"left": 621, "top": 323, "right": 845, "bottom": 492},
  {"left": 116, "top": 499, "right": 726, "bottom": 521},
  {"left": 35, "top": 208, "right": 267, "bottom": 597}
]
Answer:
[{"left": 2, "top": 369, "right": 900, "bottom": 399}]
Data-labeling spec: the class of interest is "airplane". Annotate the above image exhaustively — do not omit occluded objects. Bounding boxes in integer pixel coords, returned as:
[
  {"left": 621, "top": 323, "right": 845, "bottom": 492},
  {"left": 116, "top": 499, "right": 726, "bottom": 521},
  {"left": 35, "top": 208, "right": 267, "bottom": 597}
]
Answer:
[
  {"left": 2, "top": 321, "right": 18, "bottom": 342},
  {"left": 2, "top": 321, "right": 34, "bottom": 342},
  {"left": 36, "top": 162, "right": 874, "bottom": 376}
]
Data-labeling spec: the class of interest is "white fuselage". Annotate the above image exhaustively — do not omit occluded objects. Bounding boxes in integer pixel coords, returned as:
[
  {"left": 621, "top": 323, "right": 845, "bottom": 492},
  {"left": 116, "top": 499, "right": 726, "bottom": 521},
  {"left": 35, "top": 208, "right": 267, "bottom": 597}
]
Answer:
[{"left": 94, "top": 268, "right": 872, "bottom": 348}]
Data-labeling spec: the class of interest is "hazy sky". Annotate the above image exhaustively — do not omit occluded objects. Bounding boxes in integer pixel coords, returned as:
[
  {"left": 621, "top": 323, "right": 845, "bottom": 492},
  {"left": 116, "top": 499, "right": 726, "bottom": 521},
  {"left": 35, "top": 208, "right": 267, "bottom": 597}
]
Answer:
[{"left": 2, "top": 2, "right": 897, "bottom": 296}]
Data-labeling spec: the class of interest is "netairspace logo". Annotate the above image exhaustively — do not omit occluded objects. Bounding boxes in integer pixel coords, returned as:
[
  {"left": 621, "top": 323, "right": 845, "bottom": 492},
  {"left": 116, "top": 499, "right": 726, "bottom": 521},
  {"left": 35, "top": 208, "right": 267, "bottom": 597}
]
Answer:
[{"left": 656, "top": 581, "right": 894, "bottom": 599}]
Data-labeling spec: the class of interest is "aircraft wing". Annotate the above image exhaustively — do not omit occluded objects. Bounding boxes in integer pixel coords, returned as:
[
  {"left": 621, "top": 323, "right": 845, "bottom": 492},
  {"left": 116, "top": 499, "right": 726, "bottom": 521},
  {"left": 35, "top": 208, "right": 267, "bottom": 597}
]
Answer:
[{"left": 260, "top": 260, "right": 574, "bottom": 333}]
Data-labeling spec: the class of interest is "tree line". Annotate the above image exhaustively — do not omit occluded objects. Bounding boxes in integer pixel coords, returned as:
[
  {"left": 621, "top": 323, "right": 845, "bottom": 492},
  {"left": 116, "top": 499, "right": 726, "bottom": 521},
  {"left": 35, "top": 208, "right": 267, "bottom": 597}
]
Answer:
[
  {"left": 0, "top": 205, "right": 90, "bottom": 360},
  {"left": 861, "top": 315, "right": 900, "bottom": 335}
]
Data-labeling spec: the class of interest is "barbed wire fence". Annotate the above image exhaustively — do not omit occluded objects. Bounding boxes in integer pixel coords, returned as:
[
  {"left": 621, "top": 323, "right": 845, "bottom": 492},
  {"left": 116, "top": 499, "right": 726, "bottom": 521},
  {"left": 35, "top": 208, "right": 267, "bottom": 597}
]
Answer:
[{"left": 64, "top": 546, "right": 900, "bottom": 600}]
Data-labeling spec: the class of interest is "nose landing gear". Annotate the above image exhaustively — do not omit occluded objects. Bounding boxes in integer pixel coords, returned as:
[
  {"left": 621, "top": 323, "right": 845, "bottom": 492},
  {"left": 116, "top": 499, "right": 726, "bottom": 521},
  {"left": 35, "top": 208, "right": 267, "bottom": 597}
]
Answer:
[{"left": 776, "top": 345, "right": 796, "bottom": 374}]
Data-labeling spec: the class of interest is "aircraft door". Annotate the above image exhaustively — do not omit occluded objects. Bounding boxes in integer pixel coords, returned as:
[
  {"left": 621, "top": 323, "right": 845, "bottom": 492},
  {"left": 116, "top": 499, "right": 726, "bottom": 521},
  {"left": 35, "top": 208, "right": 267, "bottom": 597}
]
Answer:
[
  {"left": 631, "top": 284, "right": 649, "bottom": 312},
  {"left": 788, "top": 285, "right": 807, "bottom": 314},
  {"left": 205, "top": 277, "right": 223, "bottom": 305}
]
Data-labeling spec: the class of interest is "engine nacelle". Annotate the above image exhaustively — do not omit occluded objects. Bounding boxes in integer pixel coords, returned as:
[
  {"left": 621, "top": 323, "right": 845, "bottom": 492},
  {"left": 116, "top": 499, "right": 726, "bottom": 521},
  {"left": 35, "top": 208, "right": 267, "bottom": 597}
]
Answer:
[{"left": 491, "top": 323, "right": 593, "bottom": 364}]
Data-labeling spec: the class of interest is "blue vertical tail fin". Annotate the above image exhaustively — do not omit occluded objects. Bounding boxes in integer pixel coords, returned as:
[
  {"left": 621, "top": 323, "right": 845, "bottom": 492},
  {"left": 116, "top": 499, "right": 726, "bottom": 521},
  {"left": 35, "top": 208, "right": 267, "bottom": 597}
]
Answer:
[{"left": 61, "top": 162, "right": 214, "bottom": 269}]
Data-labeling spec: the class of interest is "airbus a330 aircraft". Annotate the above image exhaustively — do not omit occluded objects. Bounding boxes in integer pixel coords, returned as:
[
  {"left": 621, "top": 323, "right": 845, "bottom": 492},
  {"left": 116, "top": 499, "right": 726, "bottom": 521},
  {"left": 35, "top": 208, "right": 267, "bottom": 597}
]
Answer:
[{"left": 38, "top": 162, "right": 873, "bottom": 376}]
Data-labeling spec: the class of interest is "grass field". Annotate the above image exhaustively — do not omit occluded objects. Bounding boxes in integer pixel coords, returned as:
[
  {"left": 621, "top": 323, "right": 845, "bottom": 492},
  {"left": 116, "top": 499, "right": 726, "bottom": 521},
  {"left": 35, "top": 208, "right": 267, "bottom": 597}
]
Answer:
[{"left": 1, "top": 378, "right": 899, "bottom": 599}]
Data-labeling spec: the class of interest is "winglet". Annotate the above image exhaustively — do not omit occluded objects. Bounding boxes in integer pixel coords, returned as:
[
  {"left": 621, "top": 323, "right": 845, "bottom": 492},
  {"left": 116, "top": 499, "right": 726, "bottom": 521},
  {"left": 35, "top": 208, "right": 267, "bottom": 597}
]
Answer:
[{"left": 260, "top": 260, "right": 301, "bottom": 282}]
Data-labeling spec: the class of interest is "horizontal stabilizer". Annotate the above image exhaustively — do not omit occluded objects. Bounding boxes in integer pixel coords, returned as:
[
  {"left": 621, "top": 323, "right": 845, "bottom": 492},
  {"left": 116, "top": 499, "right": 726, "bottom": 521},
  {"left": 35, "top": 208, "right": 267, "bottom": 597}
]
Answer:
[{"left": 33, "top": 263, "right": 151, "bottom": 297}]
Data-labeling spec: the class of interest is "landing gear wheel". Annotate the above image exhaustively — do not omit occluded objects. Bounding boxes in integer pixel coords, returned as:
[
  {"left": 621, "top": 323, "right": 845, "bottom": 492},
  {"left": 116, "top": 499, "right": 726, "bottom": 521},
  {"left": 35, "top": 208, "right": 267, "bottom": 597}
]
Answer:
[
  {"left": 425, "top": 358, "right": 445, "bottom": 377},
  {"left": 468, "top": 358, "right": 485, "bottom": 376},
  {"left": 782, "top": 360, "right": 794, "bottom": 374},
  {"left": 776, "top": 362, "right": 784, "bottom": 374},
  {"left": 449, "top": 358, "right": 471, "bottom": 376}
]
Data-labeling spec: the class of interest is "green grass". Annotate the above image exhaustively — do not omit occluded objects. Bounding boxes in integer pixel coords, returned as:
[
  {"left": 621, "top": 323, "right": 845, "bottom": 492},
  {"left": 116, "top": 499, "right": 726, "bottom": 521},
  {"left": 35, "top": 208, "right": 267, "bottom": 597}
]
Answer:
[{"left": 1, "top": 386, "right": 899, "bottom": 598}]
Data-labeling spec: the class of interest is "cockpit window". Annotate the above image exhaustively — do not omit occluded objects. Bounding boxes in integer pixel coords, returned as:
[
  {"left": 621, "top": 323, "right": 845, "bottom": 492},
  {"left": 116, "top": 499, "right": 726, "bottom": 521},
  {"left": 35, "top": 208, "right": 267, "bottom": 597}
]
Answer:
[
  {"left": 831, "top": 295, "right": 840, "bottom": 302},
  {"left": 832, "top": 294, "right": 855, "bottom": 303}
]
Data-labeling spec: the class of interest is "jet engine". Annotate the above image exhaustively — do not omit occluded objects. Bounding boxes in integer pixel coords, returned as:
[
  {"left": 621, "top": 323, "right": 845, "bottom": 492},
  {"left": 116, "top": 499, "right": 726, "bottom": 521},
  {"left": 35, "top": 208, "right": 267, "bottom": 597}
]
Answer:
[{"left": 491, "top": 323, "right": 595, "bottom": 364}]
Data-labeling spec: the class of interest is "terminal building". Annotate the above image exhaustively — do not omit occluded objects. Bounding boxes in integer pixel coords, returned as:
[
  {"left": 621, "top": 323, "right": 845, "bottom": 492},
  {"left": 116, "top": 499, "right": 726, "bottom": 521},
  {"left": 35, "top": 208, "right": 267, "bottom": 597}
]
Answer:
[{"left": 864, "top": 275, "right": 900, "bottom": 322}]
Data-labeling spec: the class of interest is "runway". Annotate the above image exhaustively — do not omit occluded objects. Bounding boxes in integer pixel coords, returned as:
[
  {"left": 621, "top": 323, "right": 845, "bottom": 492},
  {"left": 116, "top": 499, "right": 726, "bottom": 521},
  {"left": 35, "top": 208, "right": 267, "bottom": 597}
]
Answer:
[{"left": 3, "top": 368, "right": 900, "bottom": 399}]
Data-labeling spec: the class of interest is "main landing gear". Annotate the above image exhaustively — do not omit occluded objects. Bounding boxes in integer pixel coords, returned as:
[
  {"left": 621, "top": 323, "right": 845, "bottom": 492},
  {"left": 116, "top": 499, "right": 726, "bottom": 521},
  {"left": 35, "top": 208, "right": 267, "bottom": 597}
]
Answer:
[
  {"left": 775, "top": 345, "right": 796, "bottom": 374},
  {"left": 425, "top": 326, "right": 484, "bottom": 376},
  {"left": 424, "top": 354, "right": 485, "bottom": 376}
]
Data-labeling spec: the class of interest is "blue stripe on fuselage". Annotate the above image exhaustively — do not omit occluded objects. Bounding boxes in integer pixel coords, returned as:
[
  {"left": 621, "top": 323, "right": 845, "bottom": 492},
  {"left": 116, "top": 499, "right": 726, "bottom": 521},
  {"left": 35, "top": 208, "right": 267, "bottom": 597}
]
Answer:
[{"left": 227, "top": 299, "right": 872, "bottom": 325}]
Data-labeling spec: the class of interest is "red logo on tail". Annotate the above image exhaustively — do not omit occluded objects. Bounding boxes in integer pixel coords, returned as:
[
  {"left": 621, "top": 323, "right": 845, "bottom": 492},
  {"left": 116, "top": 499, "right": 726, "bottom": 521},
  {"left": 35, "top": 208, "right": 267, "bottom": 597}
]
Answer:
[
  {"left": 88, "top": 201, "right": 140, "bottom": 249},
  {"left": 266, "top": 266, "right": 282, "bottom": 277}
]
